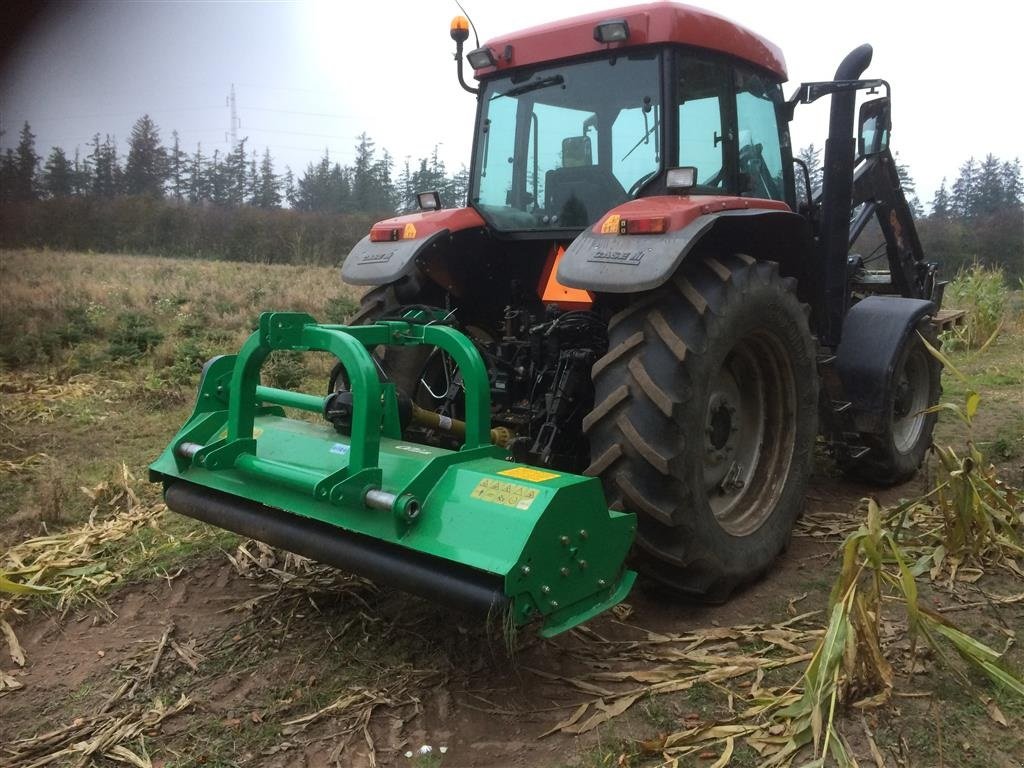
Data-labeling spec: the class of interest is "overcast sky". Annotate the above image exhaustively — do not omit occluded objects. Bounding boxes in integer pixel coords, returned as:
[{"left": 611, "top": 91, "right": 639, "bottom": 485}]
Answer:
[{"left": 1, "top": 0, "right": 1020, "bottom": 209}]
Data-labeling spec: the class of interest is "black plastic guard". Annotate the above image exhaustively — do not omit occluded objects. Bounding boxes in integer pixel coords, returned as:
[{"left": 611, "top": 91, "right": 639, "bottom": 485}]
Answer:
[
  {"left": 341, "top": 229, "right": 448, "bottom": 286},
  {"left": 559, "top": 209, "right": 805, "bottom": 293},
  {"left": 835, "top": 296, "right": 935, "bottom": 434}
]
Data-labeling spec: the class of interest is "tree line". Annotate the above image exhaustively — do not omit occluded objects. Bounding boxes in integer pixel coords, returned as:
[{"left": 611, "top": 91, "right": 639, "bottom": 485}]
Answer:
[
  {"left": 1, "top": 115, "right": 1020, "bottom": 276},
  {"left": 797, "top": 144, "right": 1021, "bottom": 279},
  {"left": 0, "top": 116, "right": 469, "bottom": 213},
  {"left": 0, "top": 116, "right": 469, "bottom": 264}
]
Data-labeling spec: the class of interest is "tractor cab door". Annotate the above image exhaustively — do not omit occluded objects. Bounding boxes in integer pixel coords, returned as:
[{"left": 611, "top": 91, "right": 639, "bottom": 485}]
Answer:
[{"left": 673, "top": 51, "right": 793, "bottom": 207}]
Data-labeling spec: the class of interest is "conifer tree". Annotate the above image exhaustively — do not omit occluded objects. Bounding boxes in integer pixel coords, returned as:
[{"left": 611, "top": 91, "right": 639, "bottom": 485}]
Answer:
[
  {"left": 973, "top": 154, "right": 1005, "bottom": 216},
  {"left": 90, "top": 133, "right": 122, "bottom": 197},
  {"left": 282, "top": 166, "right": 296, "bottom": 208},
  {"left": 796, "top": 143, "right": 823, "bottom": 202},
  {"left": 894, "top": 152, "right": 922, "bottom": 217},
  {"left": 396, "top": 156, "right": 415, "bottom": 212},
  {"left": 124, "top": 114, "right": 168, "bottom": 196},
  {"left": 168, "top": 130, "right": 188, "bottom": 201},
  {"left": 1000, "top": 158, "right": 1022, "bottom": 206},
  {"left": 222, "top": 138, "right": 249, "bottom": 206},
  {"left": 187, "top": 143, "right": 210, "bottom": 203},
  {"left": 930, "top": 178, "right": 951, "bottom": 219},
  {"left": 0, "top": 148, "right": 15, "bottom": 202},
  {"left": 950, "top": 156, "right": 978, "bottom": 216},
  {"left": 43, "top": 146, "right": 73, "bottom": 197},
  {"left": 255, "top": 147, "right": 281, "bottom": 208},
  {"left": 11, "top": 122, "right": 40, "bottom": 200},
  {"left": 70, "top": 147, "right": 90, "bottom": 196}
]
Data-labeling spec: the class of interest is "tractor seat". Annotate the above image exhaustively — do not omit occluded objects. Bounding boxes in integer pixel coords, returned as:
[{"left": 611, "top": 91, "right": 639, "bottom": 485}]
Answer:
[{"left": 545, "top": 166, "right": 627, "bottom": 227}]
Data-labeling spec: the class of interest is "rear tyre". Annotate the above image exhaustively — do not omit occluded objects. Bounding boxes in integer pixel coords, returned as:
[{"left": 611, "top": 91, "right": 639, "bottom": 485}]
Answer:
[
  {"left": 841, "top": 327, "right": 941, "bottom": 486},
  {"left": 583, "top": 254, "right": 818, "bottom": 601},
  {"left": 328, "top": 284, "right": 430, "bottom": 396}
]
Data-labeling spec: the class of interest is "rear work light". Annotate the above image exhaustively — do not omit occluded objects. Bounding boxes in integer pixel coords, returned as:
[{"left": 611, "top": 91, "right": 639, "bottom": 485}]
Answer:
[
  {"left": 594, "top": 20, "right": 629, "bottom": 43},
  {"left": 467, "top": 47, "right": 496, "bottom": 69},
  {"left": 417, "top": 190, "right": 441, "bottom": 211},
  {"left": 666, "top": 166, "right": 698, "bottom": 191}
]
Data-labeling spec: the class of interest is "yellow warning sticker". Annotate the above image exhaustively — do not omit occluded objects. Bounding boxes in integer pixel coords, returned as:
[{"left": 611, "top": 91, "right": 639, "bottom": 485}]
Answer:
[
  {"left": 600, "top": 214, "right": 620, "bottom": 234},
  {"left": 403, "top": 223, "right": 417, "bottom": 239},
  {"left": 498, "top": 467, "right": 560, "bottom": 483},
  {"left": 471, "top": 478, "right": 538, "bottom": 510}
]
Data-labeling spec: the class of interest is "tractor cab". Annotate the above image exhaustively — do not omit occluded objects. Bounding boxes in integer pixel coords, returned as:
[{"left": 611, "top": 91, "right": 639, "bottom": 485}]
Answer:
[{"left": 456, "top": 5, "right": 796, "bottom": 235}]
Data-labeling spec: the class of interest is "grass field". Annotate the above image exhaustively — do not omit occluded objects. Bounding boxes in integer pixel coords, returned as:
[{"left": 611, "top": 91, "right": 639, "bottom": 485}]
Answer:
[{"left": 1, "top": 249, "right": 1021, "bottom": 767}]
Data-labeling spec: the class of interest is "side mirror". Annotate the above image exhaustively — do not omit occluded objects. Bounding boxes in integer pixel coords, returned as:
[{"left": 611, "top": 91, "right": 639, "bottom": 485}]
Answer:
[{"left": 858, "top": 97, "right": 891, "bottom": 157}]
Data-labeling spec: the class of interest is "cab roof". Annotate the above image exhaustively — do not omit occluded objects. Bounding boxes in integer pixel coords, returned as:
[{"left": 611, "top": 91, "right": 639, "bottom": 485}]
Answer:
[{"left": 476, "top": 1, "right": 787, "bottom": 80}]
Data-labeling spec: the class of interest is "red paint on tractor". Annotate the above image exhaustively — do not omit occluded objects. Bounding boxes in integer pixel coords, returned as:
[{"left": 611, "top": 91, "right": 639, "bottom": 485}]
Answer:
[
  {"left": 475, "top": 2, "right": 786, "bottom": 80},
  {"left": 369, "top": 207, "right": 486, "bottom": 242},
  {"left": 591, "top": 195, "right": 791, "bottom": 235}
]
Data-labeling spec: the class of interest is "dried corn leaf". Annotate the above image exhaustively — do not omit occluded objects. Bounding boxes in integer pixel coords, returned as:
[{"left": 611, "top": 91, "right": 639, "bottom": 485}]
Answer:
[
  {"left": 1, "top": 667, "right": 24, "bottom": 696},
  {"left": 3, "top": 694, "right": 190, "bottom": 767},
  {"left": 709, "top": 736, "right": 734, "bottom": 768},
  {"left": 562, "top": 693, "right": 642, "bottom": 734},
  {"left": 539, "top": 702, "right": 588, "bottom": 738},
  {"left": 1, "top": 618, "right": 26, "bottom": 666}
]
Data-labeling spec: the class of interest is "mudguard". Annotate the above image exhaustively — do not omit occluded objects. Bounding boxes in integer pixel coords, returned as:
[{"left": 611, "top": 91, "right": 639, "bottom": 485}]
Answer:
[
  {"left": 342, "top": 207, "right": 486, "bottom": 286},
  {"left": 557, "top": 196, "right": 796, "bottom": 293},
  {"left": 835, "top": 296, "right": 935, "bottom": 434}
]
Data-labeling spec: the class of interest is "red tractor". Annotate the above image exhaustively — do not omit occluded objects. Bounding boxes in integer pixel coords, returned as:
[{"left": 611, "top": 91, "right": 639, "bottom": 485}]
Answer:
[{"left": 339, "top": 2, "right": 950, "bottom": 600}]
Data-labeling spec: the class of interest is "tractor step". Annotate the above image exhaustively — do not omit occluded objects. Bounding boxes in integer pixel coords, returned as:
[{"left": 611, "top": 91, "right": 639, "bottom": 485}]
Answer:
[{"left": 150, "top": 313, "right": 635, "bottom": 638}]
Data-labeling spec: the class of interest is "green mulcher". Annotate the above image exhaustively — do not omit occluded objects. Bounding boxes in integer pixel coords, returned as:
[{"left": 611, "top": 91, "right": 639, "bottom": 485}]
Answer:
[{"left": 150, "top": 312, "right": 636, "bottom": 637}]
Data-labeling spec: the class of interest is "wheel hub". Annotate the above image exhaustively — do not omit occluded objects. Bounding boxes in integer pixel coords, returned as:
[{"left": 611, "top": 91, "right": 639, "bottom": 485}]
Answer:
[
  {"left": 891, "top": 345, "right": 931, "bottom": 453},
  {"left": 705, "top": 395, "right": 739, "bottom": 464},
  {"left": 893, "top": 376, "right": 912, "bottom": 418},
  {"left": 701, "top": 330, "right": 797, "bottom": 537}
]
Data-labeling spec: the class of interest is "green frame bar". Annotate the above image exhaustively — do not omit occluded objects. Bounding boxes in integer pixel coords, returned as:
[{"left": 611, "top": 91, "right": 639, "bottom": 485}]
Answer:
[{"left": 211, "top": 313, "right": 495, "bottom": 489}]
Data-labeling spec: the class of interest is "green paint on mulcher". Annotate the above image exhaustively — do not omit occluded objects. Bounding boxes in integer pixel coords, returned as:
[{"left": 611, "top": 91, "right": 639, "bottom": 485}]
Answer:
[{"left": 150, "top": 312, "right": 635, "bottom": 637}]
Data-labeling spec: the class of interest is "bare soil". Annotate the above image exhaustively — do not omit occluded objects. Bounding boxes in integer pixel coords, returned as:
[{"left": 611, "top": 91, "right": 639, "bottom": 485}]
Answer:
[{"left": 9, "top": 468, "right": 1015, "bottom": 768}]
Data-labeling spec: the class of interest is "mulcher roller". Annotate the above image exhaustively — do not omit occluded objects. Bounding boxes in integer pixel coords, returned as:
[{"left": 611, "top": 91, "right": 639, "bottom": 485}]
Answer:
[{"left": 150, "top": 312, "right": 635, "bottom": 637}]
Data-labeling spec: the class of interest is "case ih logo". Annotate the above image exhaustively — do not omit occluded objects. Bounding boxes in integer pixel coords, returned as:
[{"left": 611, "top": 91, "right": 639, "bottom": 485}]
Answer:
[
  {"left": 587, "top": 249, "right": 646, "bottom": 265},
  {"left": 359, "top": 250, "right": 395, "bottom": 264}
]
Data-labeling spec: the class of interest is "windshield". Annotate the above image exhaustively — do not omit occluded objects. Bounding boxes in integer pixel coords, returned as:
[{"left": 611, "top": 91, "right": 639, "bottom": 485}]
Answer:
[{"left": 471, "top": 53, "right": 662, "bottom": 232}]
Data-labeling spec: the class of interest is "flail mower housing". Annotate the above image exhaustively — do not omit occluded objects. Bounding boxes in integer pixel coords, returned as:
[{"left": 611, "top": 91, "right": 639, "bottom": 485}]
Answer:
[{"left": 150, "top": 312, "right": 636, "bottom": 637}]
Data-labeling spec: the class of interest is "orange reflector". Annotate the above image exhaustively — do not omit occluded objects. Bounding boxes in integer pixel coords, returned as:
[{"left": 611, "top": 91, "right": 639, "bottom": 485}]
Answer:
[
  {"left": 538, "top": 245, "right": 594, "bottom": 310},
  {"left": 619, "top": 216, "right": 668, "bottom": 235}
]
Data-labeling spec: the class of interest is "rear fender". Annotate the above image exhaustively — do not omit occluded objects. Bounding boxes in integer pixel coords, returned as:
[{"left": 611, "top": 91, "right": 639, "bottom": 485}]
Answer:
[
  {"left": 342, "top": 207, "right": 486, "bottom": 286},
  {"left": 557, "top": 196, "right": 809, "bottom": 294},
  {"left": 836, "top": 296, "right": 935, "bottom": 434}
]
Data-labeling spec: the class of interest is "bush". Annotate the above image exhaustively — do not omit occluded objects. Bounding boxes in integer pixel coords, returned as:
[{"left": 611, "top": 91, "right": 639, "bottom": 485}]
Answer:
[
  {"left": 108, "top": 312, "right": 164, "bottom": 360},
  {"left": 263, "top": 350, "right": 307, "bottom": 391},
  {"left": 0, "top": 197, "right": 377, "bottom": 266},
  {"left": 943, "top": 264, "right": 1007, "bottom": 349},
  {"left": 324, "top": 293, "right": 359, "bottom": 324}
]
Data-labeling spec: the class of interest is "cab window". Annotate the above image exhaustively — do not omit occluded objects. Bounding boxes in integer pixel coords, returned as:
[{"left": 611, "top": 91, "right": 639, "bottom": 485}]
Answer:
[
  {"left": 735, "top": 67, "right": 786, "bottom": 200},
  {"left": 676, "top": 56, "right": 731, "bottom": 192}
]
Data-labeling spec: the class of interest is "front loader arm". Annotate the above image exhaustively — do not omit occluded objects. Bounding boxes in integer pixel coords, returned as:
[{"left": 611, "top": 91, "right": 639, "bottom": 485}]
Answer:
[{"left": 848, "top": 148, "right": 938, "bottom": 304}]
